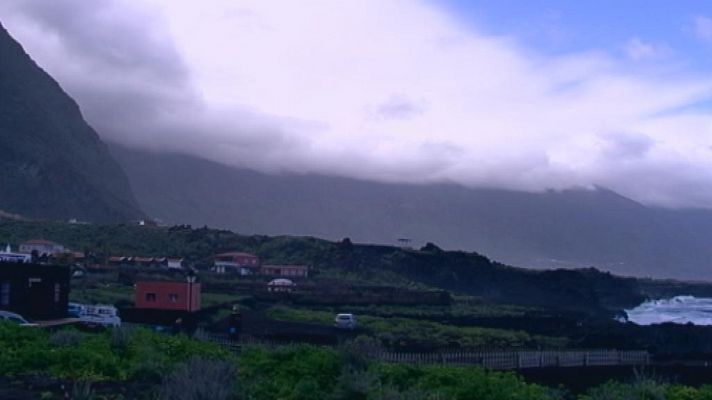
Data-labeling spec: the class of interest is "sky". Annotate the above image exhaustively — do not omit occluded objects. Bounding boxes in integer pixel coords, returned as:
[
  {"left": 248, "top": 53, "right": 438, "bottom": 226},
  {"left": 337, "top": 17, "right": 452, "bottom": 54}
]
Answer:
[{"left": 1, "top": 0, "right": 712, "bottom": 208}]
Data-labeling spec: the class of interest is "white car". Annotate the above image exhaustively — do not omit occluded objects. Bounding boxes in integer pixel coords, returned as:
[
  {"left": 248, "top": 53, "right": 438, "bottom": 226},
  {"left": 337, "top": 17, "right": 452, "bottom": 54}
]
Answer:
[
  {"left": 334, "top": 313, "right": 357, "bottom": 330},
  {"left": 0, "top": 310, "right": 38, "bottom": 327},
  {"left": 79, "top": 305, "right": 121, "bottom": 328}
]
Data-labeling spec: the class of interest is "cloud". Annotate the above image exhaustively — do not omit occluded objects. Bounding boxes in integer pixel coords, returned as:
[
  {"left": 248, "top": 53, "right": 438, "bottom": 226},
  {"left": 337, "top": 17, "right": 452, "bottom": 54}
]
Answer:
[
  {"left": 693, "top": 15, "right": 712, "bottom": 42},
  {"left": 373, "top": 96, "right": 426, "bottom": 120},
  {"left": 623, "top": 38, "right": 668, "bottom": 60},
  {"left": 1, "top": 1, "right": 712, "bottom": 208},
  {"left": 597, "top": 132, "right": 655, "bottom": 159}
]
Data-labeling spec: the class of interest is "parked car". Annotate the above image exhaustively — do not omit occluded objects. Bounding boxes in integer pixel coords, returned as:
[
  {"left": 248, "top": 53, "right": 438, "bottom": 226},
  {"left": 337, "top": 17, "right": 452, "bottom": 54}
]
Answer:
[
  {"left": 68, "top": 302, "right": 86, "bottom": 317},
  {"left": 79, "top": 305, "right": 121, "bottom": 328},
  {"left": 0, "top": 310, "right": 38, "bottom": 327},
  {"left": 334, "top": 313, "right": 357, "bottom": 330}
]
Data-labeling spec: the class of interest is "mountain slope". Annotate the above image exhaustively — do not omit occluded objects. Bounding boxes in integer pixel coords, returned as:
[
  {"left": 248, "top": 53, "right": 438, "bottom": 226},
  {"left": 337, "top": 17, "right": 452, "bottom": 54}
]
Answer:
[
  {"left": 0, "top": 23, "right": 142, "bottom": 222},
  {"left": 110, "top": 143, "right": 712, "bottom": 280}
]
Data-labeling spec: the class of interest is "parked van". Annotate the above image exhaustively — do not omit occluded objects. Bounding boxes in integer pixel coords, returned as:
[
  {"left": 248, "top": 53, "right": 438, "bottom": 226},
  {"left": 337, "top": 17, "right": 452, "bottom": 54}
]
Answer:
[
  {"left": 0, "top": 310, "right": 38, "bottom": 327},
  {"left": 68, "top": 302, "right": 86, "bottom": 317},
  {"left": 79, "top": 304, "right": 121, "bottom": 328},
  {"left": 334, "top": 313, "right": 357, "bottom": 330}
]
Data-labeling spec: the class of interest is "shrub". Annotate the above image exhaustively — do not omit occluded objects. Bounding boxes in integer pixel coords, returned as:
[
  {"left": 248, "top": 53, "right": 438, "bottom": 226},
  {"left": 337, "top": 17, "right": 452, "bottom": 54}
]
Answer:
[
  {"left": 376, "top": 364, "right": 558, "bottom": 400},
  {"left": 49, "top": 329, "right": 85, "bottom": 348},
  {"left": 239, "top": 345, "right": 344, "bottom": 400},
  {"left": 159, "top": 357, "right": 237, "bottom": 400},
  {"left": 329, "top": 368, "right": 379, "bottom": 400},
  {"left": 0, "top": 321, "right": 52, "bottom": 376},
  {"left": 581, "top": 379, "right": 667, "bottom": 400},
  {"left": 110, "top": 326, "right": 131, "bottom": 354}
]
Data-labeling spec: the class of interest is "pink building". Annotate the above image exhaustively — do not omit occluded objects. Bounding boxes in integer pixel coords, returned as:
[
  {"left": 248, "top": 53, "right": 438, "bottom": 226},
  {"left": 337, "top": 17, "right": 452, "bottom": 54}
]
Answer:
[{"left": 134, "top": 280, "right": 201, "bottom": 312}]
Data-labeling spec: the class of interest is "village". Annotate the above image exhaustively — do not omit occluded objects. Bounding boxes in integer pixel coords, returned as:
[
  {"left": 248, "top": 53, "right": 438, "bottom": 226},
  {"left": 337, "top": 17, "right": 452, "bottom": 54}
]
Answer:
[
  {"left": 2, "top": 223, "right": 712, "bottom": 398},
  {"left": 0, "top": 237, "right": 454, "bottom": 346},
  {"left": 0, "top": 233, "right": 658, "bottom": 369}
]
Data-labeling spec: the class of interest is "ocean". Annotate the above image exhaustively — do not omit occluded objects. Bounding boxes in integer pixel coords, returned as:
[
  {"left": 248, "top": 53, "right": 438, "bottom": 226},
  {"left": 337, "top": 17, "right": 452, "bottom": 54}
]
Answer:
[{"left": 624, "top": 296, "right": 712, "bottom": 325}]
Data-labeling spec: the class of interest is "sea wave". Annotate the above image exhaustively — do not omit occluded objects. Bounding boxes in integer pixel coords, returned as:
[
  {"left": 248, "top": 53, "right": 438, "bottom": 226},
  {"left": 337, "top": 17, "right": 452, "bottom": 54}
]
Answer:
[{"left": 624, "top": 295, "right": 712, "bottom": 325}]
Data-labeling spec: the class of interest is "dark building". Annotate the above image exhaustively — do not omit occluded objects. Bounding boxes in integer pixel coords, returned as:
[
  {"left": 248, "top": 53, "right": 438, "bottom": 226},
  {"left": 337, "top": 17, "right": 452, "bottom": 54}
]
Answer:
[{"left": 0, "top": 262, "right": 70, "bottom": 320}]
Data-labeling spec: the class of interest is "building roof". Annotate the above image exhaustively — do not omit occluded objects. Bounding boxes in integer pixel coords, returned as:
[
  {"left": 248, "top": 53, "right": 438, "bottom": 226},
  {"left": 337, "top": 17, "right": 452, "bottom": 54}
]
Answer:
[
  {"left": 135, "top": 280, "right": 198, "bottom": 288},
  {"left": 215, "top": 252, "right": 259, "bottom": 258},
  {"left": 262, "top": 264, "right": 309, "bottom": 269},
  {"left": 133, "top": 257, "right": 155, "bottom": 263}
]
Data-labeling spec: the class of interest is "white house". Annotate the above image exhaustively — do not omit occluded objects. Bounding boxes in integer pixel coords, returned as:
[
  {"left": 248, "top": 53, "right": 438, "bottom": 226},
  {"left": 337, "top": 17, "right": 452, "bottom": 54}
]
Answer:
[
  {"left": 0, "top": 244, "right": 31, "bottom": 263},
  {"left": 19, "top": 239, "right": 66, "bottom": 256}
]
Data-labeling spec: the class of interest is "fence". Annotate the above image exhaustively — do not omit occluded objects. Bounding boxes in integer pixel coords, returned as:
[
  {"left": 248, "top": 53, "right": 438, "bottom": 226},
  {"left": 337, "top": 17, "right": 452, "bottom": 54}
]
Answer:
[
  {"left": 365, "top": 349, "right": 650, "bottom": 370},
  {"left": 190, "top": 328, "right": 649, "bottom": 370}
]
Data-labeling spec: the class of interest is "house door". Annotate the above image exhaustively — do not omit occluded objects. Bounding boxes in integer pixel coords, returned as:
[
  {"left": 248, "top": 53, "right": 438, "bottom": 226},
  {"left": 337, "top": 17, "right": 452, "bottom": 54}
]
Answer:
[{"left": 26, "top": 277, "right": 50, "bottom": 320}]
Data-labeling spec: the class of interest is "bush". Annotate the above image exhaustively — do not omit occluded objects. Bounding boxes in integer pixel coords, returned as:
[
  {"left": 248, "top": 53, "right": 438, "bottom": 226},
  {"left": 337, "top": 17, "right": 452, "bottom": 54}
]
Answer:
[
  {"left": 581, "top": 379, "right": 667, "bottom": 400},
  {"left": 239, "top": 345, "right": 344, "bottom": 400},
  {"left": 110, "top": 326, "right": 131, "bottom": 354},
  {"left": 50, "top": 329, "right": 85, "bottom": 348},
  {"left": 0, "top": 321, "right": 52, "bottom": 376},
  {"left": 160, "top": 357, "right": 236, "bottom": 400},
  {"left": 329, "top": 368, "right": 379, "bottom": 400},
  {"left": 376, "top": 364, "right": 559, "bottom": 400}
]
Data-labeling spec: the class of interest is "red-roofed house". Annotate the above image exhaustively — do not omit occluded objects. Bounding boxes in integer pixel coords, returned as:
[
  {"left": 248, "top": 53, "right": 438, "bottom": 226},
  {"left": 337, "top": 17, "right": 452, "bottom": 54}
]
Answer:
[{"left": 214, "top": 252, "right": 260, "bottom": 275}]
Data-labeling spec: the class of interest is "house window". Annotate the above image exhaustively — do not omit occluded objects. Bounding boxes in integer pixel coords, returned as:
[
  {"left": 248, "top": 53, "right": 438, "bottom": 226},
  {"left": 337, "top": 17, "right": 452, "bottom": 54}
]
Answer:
[
  {"left": 145, "top": 293, "right": 157, "bottom": 302},
  {"left": 54, "top": 283, "right": 60, "bottom": 303},
  {"left": 0, "top": 282, "right": 10, "bottom": 306},
  {"left": 169, "top": 293, "right": 178, "bottom": 303}
]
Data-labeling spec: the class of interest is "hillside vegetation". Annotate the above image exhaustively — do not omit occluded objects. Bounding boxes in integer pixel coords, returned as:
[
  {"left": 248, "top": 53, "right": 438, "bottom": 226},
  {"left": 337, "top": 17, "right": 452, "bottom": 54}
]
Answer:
[{"left": 1, "top": 219, "right": 708, "bottom": 317}]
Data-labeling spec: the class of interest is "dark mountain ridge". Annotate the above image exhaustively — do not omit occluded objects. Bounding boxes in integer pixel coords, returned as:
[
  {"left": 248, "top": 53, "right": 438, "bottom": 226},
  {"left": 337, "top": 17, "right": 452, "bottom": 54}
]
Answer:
[
  {"left": 110, "top": 143, "right": 712, "bottom": 281},
  {"left": 0, "top": 22, "right": 142, "bottom": 222}
]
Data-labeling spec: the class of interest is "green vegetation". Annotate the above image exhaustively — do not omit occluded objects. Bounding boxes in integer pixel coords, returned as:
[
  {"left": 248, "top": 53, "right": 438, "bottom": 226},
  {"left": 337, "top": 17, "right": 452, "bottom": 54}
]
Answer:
[
  {"left": 580, "top": 378, "right": 712, "bottom": 400},
  {"left": 2, "top": 321, "right": 561, "bottom": 399},
  {"left": 70, "top": 284, "right": 133, "bottom": 306},
  {"left": 267, "top": 305, "right": 568, "bottom": 350},
  {"left": 0, "top": 323, "right": 232, "bottom": 381},
  {"left": 6, "top": 322, "right": 712, "bottom": 399}
]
